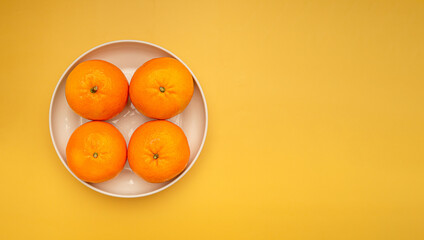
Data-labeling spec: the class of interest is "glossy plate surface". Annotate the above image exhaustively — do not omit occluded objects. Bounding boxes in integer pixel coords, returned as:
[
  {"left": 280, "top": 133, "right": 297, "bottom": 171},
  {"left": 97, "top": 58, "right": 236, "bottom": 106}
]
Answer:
[{"left": 49, "top": 40, "right": 208, "bottom": 198}]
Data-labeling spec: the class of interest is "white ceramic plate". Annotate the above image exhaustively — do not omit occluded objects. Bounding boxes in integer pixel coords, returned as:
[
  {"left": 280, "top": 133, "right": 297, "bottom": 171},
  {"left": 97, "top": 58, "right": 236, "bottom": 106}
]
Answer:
[{"left": 49, "top": 40, "right": 208, "bottom": 198}]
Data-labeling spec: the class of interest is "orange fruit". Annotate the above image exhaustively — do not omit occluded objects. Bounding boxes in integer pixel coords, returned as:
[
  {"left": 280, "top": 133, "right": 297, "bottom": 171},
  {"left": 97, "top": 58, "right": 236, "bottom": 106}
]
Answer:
[
  {"left": 65, "top": 60, "right": 128, "bottom": 120},
  {"left": 128, "top": 120, "right": 190, "bottom": 183},
  {"left": 129, "top": 57, "right": 194, "bottom": 119},
  {"left": 66, "top": 121, "right": 127, "bottom": 183}
]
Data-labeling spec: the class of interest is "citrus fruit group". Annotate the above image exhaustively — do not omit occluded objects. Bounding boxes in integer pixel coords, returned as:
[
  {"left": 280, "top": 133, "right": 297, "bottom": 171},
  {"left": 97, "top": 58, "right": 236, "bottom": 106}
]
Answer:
[
  {"left": 129, "top": 57, "right": 194, "bottom": 119},
  {"left": 66, "top": 121, "right": 127, "bottom": 183},
  {"left": 65, "top": 57, "right": 194, "bottom": 184},
  {"left": 65, "top": 60, "right": 128, "bottom": 120},
  {"left": 128, "top": 120, "right": 190, "bottom": 183}
]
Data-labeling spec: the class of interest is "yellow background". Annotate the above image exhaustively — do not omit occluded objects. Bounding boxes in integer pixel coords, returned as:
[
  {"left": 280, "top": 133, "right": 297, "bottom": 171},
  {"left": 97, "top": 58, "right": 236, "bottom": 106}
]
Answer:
[{"left": 1, "top": 0, "right": 424, "bottom": 239}]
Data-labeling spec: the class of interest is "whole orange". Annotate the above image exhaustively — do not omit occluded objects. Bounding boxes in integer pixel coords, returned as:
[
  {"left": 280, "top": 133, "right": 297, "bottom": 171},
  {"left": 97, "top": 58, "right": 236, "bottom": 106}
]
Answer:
[
  {"left": 128, "top": 120, "right": 190, "bottom": 183},
  {"left": 129, "top": 57, "right": 194, "bottom": 119},
  {"left": 65, "top": 60, "right": 128, "bottom": 120},
  {"left": 66, "top": 121, "right": 127, "bottom": 183}
]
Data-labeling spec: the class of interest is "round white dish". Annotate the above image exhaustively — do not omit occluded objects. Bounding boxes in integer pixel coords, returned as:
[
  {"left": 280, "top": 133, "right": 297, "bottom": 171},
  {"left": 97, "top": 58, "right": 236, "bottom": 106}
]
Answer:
[{"left": 49, "top": 40, "right": 208, "bottom": 198}]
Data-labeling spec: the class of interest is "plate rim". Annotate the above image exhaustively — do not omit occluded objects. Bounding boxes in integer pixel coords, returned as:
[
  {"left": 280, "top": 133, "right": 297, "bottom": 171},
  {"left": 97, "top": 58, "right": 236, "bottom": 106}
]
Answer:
[{"left": 49, "top": 40, "right": 208, "bottom": 198}]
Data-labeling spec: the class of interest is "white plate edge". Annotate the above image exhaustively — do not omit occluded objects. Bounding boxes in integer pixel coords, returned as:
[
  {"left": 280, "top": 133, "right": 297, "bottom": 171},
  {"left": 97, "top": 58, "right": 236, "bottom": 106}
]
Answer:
[{"left": 48, "top": 40, "right": 209, "bottom": 198}]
